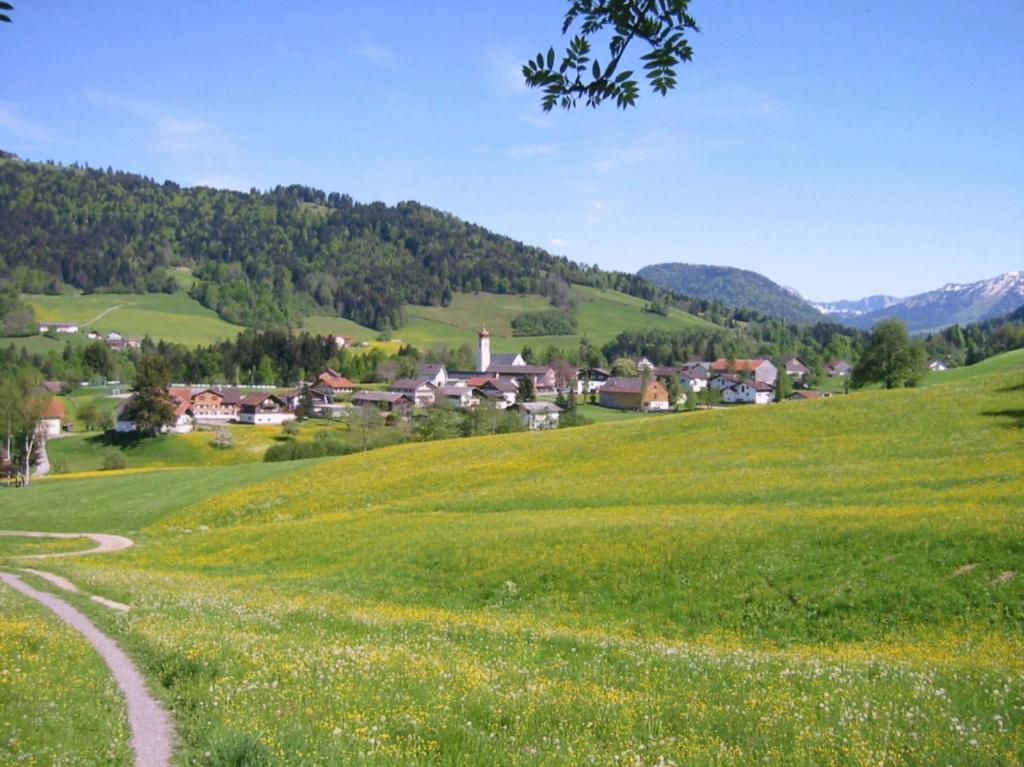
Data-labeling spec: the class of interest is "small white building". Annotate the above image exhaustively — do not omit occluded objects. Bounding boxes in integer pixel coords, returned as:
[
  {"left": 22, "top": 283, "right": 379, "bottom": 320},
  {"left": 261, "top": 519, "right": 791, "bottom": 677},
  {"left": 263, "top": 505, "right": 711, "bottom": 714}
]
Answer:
[
  {"left": 391, "top": 378, "right": 437, "bottom": 407},
  {"left": 928, "top": 359, "right": 949, "bottom": 372},
  {"left": 436, "top": 385, "right": 479, "bottom": 410},
  {"left": 723, "top": 380, "right": 774, "bottom": 405},
  {"left": 417, "top": 364, "right": 448, "bottom": 387},
  {"left": 39, "top": 322, "right": 79, "bottom": 334},
  {"left": 513, "top": 401, "right": 562, "bottom": 430},
  {"left": 239, "top": 393, "right": 295, "bottom": 425},
  {"left": 576, "top": 367, "right": 612, "bottom": 395}
]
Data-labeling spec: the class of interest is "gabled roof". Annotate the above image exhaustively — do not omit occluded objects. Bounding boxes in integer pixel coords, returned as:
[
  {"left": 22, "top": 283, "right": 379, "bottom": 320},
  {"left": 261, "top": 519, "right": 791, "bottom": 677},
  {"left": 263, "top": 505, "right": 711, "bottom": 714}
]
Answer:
[
  {"left": 601, "top": 377, "right": 663, "bottom": 394},
  {"left": 240, "top": 392, "right": 287, "bottom": 408},
  {"left": 192, "top": 387, "right": 243, "bottom": 405},
  {"left": 788, "top": 390, "right": 829, "bottom": 399},
  {"left": 710, "top": 358, "right": 771, "bottom": 372},
  {"left": 488, "top": 364, "right": 552, "bottom": 376},
  {"left": 437, "top": 385, "right": 477, "bottom": 398},
  {"left": 318, "top": 372, "right": 357, "bottom": 389},
  {"left": 391, "top": 378, "right": 435, "bottom": 390},
  {"left": 353, "top": 391, "right": 409, "bottom": 404},
  {"left": 514, "top": 401, "right": 562, "bottom": 414},
  {"left": 489, "top": 353, "right": 522, "bottom": 366},
  {"left": 41, "top": 381, "right": 65, "bottom": 394},
  {"left": 480, "top": 378, "right": 518, "bottom": 393},
  {"left": 578, "top": 367, "right": 611, "bottom": 378},
  {"left": 417, "top": 363, "right": 446, "bottom": 376},
  {"left": 39, "top": 398, "right": 66, "bottom": 419}
]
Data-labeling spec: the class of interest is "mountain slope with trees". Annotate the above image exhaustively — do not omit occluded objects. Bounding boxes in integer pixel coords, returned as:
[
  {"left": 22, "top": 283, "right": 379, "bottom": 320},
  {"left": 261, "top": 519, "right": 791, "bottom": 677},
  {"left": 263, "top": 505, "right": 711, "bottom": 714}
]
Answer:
[
  {"left": 638, "top": 262, "right": 823, "bottom": 324},
  {"left": 0, "top": 156, "right": 695, "bottom": 331}
]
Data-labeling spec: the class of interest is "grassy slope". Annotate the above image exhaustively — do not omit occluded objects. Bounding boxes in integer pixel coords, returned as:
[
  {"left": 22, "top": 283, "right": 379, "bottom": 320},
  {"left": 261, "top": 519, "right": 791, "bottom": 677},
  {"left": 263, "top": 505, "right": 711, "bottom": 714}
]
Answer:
[
  {"left": 920, "top": 347, "right": 1024, "bottom": 386},
  {"left": 21, "top": 291, "right": 246, "bottom": 346},
  {"left": 305, "top": 285, "right": 717, "bottom": 354},
  {"left": 0, "top": 586, "right": 132, "bottom": 765},
  {"left": 1, "top": 357, "right": 1022, "bottom": 764}
]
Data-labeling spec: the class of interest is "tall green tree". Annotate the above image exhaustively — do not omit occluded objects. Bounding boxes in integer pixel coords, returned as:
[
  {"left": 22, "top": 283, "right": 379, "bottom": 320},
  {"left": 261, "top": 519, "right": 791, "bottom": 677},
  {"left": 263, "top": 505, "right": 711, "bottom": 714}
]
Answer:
[
  {"left": 123, "top": 355, "right": 176, "bottom": 436},
  {"left": 852, "top": 319, "right": 928, "bottom": 390},
  {"left": 774, "top": 367, "right": 793, "bottom": 401}
]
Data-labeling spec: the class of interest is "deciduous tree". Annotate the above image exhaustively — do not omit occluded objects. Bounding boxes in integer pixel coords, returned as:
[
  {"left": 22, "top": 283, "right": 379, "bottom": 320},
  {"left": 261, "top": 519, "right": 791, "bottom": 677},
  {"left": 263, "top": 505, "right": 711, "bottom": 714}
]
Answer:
[{"left": 852, "top": 319, "right": 928, "bottom": 390}]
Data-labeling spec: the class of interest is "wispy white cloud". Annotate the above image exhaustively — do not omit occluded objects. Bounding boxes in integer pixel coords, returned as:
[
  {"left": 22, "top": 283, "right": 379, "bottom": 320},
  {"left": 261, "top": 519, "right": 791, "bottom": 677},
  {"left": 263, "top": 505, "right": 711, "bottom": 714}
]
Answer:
[
  {"left": 585, "top": 200, "right": 608, "bottom": 224},
  {"left": 549, "top": 238, "right": 574, "bottom": 250},
  {"left": 84, "top": 91, "right": 228, "bottom": 154},
  {"left": 351, "top": 43, "right": 397, "bottom": 69},
  {"left": 593, "top": 146, "right": 649, "bottom": 172},
  {"left": 0, "top": 102, "right": 57, "bottom": 144},
  {"left": 486, "top": 49, "right": 528, "bottom": 95},
  {"left": 679, "top": 84, "right": 786, "bottom": 120},
  {"left": 506, "top": 143, "right": 558, "bottom": 159}
]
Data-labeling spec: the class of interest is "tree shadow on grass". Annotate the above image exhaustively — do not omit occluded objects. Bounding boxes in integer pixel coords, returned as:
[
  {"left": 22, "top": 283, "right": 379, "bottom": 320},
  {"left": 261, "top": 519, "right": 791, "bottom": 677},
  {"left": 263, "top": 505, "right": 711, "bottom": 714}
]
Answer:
[
  {"left": 85, "top": 431, "right": 146, "bottom": 450},
  {"left": 981, "top": 409, "right": 1024, "bottom": 429},
  {"left": 996, "top": 381, "right": 1024, "bottom": 393}
]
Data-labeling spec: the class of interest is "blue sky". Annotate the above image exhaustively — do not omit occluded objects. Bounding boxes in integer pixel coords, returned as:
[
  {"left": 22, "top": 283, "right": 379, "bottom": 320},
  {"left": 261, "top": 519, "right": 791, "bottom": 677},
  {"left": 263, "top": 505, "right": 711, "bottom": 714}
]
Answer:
[{"left": 1, "top": 1, "right": 1021, "bottom": 301}]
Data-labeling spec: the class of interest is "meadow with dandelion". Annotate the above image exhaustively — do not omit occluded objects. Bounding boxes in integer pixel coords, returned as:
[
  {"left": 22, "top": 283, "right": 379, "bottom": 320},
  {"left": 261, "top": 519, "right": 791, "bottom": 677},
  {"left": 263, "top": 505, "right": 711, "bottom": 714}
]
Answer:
[{"left": 1, "top": 352, "right": 1022, "bottom": 765}]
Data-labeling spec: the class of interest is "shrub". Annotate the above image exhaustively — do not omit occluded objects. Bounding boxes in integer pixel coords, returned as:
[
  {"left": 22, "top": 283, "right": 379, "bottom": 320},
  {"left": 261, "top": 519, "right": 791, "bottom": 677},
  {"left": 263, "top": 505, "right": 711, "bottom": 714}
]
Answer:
[
  {"left": 511, "top": 309, "right": 577, "bottom": 336},
  {"left": 100, "top": 450, "right": 127, "bottom": 471},
  {"left": 211, "top": 427, "right": 234, "bottom": 449}
]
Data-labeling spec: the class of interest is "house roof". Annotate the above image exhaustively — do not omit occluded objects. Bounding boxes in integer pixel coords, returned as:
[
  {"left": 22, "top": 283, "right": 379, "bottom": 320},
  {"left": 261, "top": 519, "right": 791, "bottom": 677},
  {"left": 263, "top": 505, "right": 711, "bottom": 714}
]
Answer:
[
  {"left": 318, "top": 372, "right": 357, "bottom": 389},
  {"left": 750, "top": 381, "right": 775, "bottom": 392},
  {"left": 827, "top": 359, "right": 852, "bottom": 368},
  {"left": 578, "top": 367, "right": 611, "bottom": 378},
  {"left": 240, "top": 392, "right": 288, "bottom": 407},
  {"left": 488, "top": 364, "right": 552, "bottom": 376},
  {"left": 784, "top": 356, "right": 809, "bottom": 372},
  {"left": 193, "top": 387, "right": 243, "bottom": 405},
  {"left": 41, "top": 381, "right": 65, "bottom": 394},
  {"left": 709, "top": 358, "right": 771, "bottom": 372},
  {"left": 391, "top": 378, "right": 434, "bottom": 391},
  {"left": 710, "top": 374, "right": 742, "bottom": 386},
  {"left": 437, "top": 385, "right": 476, "bottom": 397},
  {"left": 488, "top": 353, "right": 523, "bottom": 367},
  {"left": 417, "top": 363, "right": 446, "bottom": 376},
  {"left": 480, "top": 378, "right": 518, "bottom": 393},
  {"left": 353, "top": 391, "right": 409, "bottom": 404},
  {"left": 39, "top": 398, "right": 66, "bottom": 420},
  {"left": 788, "top": 390, "right": 828, "bottom": 399},
  {"left": 515, "top": 401, "right": 562, "bottom": 414},
  {"left": 601, "top": 377, "right": 664, "bottom": 395}
]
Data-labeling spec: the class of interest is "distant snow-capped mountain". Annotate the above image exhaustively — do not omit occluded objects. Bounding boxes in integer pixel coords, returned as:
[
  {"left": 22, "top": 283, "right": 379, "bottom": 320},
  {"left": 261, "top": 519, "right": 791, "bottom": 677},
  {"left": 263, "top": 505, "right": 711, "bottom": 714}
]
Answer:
[
  {"left": 811, "top": 295, "right": 902, "bottom": 317},
  {"left": 817, "top": 271, "right": 1024, "bottom": 332}
]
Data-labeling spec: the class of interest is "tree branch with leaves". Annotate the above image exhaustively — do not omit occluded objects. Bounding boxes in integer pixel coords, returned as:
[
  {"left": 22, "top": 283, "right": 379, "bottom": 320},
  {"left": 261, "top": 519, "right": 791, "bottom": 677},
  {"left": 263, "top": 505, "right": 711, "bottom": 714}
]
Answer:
[{"left": 523, "top": 0, "right": 699, "bottom": 111}]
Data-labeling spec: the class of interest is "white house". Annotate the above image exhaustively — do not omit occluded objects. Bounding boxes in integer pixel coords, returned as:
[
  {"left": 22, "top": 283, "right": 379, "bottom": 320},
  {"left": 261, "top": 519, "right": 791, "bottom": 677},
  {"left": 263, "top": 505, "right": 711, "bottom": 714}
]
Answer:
[
  {"left": 928, "top": 359, "right": 949, "bottom": 372},
  {"left": 417, "top": 364, "right": 448, "bottom": 387},
  {"left": 513, "top": 401, "right": 562, "bottom": 430},
  {"left": 709, "top": 374, "right": 742, "bottom": 391},
  {"left": 576, "top": 367, "right": 612, "bottom": 395},
  {"left": 679, "top": 369, "right": 708, "bottom": 393},
  {"left": 391, "top": 378, "right": 437, "bottom": 407},
  {"left": 239, "top": 393, "right": 295, "bottom": 425},
  {"left": 723, "top": 380, "right": 774, "bottom": 405},
  {"left": 478, "top": 378, "right": 518, "bottom": 408},
  {"left": 37, "top": 399, "right": 66, "bottom": 438},
  {"left": 436, "top": 385, "right": 479, "bottom": 410}
]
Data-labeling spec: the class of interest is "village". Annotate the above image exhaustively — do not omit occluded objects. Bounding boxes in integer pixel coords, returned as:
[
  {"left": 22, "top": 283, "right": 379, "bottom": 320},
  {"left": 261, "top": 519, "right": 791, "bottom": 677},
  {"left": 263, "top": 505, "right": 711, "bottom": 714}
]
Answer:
[{"left": 105, "top": 328, "right": 852, "bottom": 436}]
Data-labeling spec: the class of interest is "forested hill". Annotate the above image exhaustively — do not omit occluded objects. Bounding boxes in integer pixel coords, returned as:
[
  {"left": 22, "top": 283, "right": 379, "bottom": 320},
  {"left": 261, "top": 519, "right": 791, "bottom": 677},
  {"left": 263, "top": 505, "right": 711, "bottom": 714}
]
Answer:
[
  {"left": 0, "top": 157, "right": 668, "bottom": 330},
  {"left": 638, "top": 262, "right": 824, "bottom": 325}
]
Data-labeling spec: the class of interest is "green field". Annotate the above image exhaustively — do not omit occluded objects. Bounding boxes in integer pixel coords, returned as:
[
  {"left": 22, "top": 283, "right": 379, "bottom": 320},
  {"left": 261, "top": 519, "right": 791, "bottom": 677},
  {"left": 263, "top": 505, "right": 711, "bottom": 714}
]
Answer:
[
  {"left": 1, "top": 351, "right": 1022, "bottom": 764},
  {"left": 305, "top": 286, "right": 717, "bottom": 354},
  {"left": 22, "top": 291, "right": 247, "bottom": 346}
]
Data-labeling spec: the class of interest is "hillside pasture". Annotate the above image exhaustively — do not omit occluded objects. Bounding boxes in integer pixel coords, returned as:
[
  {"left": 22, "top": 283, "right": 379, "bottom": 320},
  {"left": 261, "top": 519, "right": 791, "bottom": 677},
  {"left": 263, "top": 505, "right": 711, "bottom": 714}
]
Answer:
[
  {"left": 23, "top": 291, "right": 246, "bottom": 346},
  {"left": 1, "top": 355, "right": 1021, "bottom": 764}
]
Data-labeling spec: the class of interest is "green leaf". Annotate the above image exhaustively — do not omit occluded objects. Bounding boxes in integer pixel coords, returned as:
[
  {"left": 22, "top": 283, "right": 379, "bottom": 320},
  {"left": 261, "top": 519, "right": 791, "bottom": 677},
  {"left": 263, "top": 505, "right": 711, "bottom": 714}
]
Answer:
[{"left": 547, "top": 47, "right": 555, "bottom": 69}]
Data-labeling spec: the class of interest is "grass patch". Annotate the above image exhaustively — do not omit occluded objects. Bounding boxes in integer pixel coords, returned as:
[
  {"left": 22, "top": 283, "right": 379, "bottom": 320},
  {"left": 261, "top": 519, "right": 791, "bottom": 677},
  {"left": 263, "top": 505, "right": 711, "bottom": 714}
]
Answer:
[{"left": 0, "top": 585, "right": 132, "bottom": 765}]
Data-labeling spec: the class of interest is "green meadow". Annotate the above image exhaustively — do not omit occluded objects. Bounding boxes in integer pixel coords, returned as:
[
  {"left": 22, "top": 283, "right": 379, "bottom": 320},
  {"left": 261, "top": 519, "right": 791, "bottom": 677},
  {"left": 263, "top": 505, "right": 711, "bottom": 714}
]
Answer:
[
  {"left": 0, "top": 351, "right": 1022, "bottom": 764},
  {"left": 304, "top": 285, "right": 717, "bottom": 353},
  {"left": 22, "top": 291, "right": 247, "bottom": 346}
]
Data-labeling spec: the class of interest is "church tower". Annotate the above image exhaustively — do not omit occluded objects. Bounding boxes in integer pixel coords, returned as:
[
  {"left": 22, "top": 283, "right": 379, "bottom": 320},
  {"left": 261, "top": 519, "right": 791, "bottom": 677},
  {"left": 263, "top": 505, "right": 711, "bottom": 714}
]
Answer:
[{"left": 477, "top": 327, "right": 491, "bottom": 372}]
